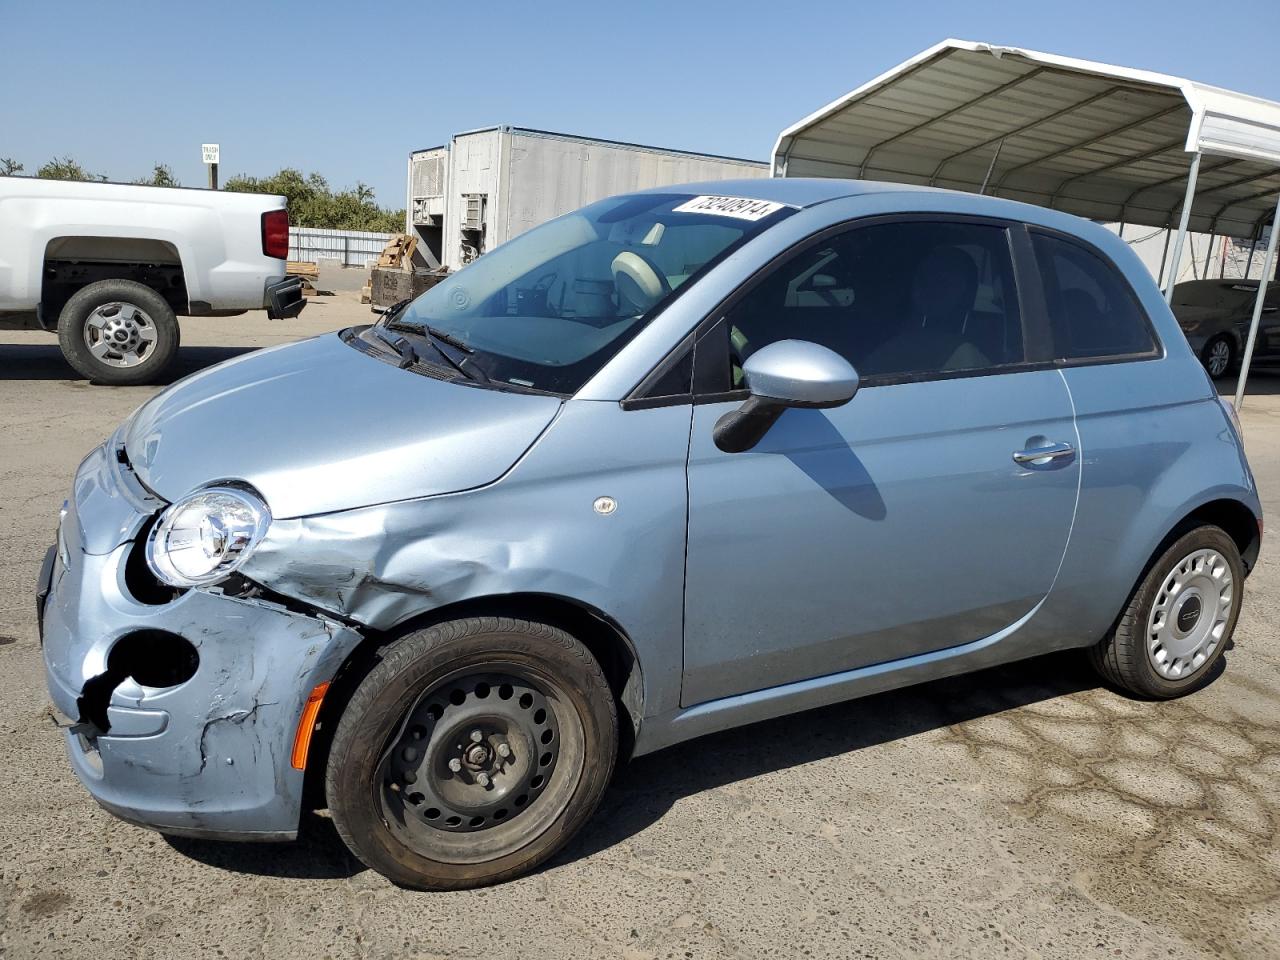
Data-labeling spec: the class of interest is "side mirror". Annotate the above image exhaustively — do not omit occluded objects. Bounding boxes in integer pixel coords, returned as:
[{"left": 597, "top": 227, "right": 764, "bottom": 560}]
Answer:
[{"left": 714, "top": 340, "right": 859, "bottom": 453}]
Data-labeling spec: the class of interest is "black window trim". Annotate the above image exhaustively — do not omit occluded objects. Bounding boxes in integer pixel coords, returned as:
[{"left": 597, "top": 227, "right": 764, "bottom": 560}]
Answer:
[
  {"left": 656, "top": 211, "right": 1059, "bottom": 404},
  {"left": 619, "top": 332, "right": 694, "bottom": 410},
  {"left": 1024, "top": 224, "right": 1165, "bottom": 369}
]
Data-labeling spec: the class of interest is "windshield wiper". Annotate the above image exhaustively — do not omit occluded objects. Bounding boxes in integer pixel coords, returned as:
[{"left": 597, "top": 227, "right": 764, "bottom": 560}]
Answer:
[
  {"left": 379, "top": 298, "right": 413, "bottom": 322},
  {"left": 424, "top": 325, "right": 474, "bottom": 355},
  {"left": 376, "top": 294, "right": 489, "bottom": 383},
  {"left": 383, "top": 316, "right": 487, "bottom": 383},
  {"left": 371, "top": 325, "right": 420, "bottom": 369},
  {"left": 385, "top": 317, "right": 474, "bottom": 355}
]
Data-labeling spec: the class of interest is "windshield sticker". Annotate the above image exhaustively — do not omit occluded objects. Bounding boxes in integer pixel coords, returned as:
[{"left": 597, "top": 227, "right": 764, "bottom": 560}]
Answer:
[{"left": 672, "top": 195, "right": 787, "bottom": 221}]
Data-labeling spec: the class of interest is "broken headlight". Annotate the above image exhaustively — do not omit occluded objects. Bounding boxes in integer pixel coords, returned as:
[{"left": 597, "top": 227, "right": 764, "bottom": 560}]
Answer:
[{"left": 145, "top": 487, "right": 271, "bottom": 587}]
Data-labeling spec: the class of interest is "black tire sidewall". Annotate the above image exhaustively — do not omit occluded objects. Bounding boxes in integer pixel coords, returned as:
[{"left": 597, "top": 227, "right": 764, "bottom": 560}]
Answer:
[
  {"left": 1123, "top": 526, "right": 1244, "bottom": 698},
  {"left": 57, "top": 280, "right": 179, "bottom": 385},
  {"left": 326, "top": 619, "right": 617, "bottom": 890}
]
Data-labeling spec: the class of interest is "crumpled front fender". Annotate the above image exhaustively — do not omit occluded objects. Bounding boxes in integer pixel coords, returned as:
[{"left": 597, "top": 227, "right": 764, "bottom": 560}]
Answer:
[{"left": 238, "top": 400, "right": 693, "bottom": 724}]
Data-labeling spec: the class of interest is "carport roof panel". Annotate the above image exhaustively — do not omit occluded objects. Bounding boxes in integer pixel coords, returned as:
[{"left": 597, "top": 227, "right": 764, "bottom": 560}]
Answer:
[{"left": 773, "top": 40, "right": 1280, "bottom": 238}]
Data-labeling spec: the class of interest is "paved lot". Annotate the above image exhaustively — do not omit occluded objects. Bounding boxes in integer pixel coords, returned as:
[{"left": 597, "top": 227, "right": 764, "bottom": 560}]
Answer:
[{"left": 1, "top": 299, "right": 1278, "bottom": 959}]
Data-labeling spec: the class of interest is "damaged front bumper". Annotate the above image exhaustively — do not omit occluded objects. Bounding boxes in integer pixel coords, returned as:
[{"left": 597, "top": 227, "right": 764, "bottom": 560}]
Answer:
[{"left": 39, "top": 442, "right": 363, "bottom": 840}]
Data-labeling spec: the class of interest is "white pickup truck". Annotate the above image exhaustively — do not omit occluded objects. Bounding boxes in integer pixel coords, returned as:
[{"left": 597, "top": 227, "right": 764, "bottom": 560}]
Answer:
[{"left": 0, "top": 177, "right": 305, "bottom": 384}]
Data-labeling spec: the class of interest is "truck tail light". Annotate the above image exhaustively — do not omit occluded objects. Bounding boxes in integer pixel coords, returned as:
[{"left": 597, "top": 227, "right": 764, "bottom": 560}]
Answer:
[{"left": 261, "top": 209, "right": 290, "bottom": 260}]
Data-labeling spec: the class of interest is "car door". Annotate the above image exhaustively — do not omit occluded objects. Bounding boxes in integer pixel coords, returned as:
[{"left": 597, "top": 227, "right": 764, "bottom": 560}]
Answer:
[{"left": 681, "top": 216, "right": 1080, "bottom": 706}]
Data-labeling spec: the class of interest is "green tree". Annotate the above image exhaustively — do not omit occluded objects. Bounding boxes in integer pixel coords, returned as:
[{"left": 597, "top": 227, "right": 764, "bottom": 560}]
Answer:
[
  {"left": 36, "top": 156, "right": 106, "bottom": 182},
  {"left": 225, "top": 167, "right": 404, "bottom": 232},
  {"left": 132, "top": 163, "right": 180, "bottom": 187},
  {"left": 0, "top": 157, "right": 23, "bottom": 176}
]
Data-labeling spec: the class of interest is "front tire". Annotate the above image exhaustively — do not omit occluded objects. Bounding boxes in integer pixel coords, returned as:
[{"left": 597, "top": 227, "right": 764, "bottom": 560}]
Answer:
[
  {"left": 57, "top": 279, "right": 180, "bottom": 385},
  {"left": 326, "top": 617, "right": 617, "bottom": 890},
  {"left": 1089, "top": 526, "right": 1243, "bottom": 698}
]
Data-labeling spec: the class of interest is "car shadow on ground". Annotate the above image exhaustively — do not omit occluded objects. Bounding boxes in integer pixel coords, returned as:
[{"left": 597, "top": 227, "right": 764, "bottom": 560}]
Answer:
[
  {"left": 166, "top": 811, "right": 364, "bottom": 881},
  {"left": 553, "top": 650, "right": 1101, "bottom": 871},
  {"left": 165, "top": 650, "right": 1102, "bottom": 884},
  {"left": 0, "top": 343, "right": 258, "bottom": 383}
]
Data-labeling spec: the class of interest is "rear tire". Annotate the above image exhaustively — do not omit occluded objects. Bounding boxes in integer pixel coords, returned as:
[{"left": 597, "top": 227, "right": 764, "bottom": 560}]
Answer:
[
  {"left": 326, "top": 617, "right": 617, "bottom": 890},
  {"left": 57, "top": 279, "right": 180, "bottom": 385},
  {"left": 1089, "top": 526, "right": 1243, "bottom": 698},
  {"left": 1200, "top": 335, "right": 1236, "bottom": 379}
]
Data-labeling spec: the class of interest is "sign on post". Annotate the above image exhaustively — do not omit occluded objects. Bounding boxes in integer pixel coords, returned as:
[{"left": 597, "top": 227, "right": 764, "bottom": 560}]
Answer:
[{"left": 202, "top": 143, "right": 220, "bottom": 190}]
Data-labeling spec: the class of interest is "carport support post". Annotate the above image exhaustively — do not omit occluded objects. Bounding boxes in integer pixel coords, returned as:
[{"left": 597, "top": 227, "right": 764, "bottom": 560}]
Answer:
[
  {"left": 1233, "top": 191, "right": 1280, "bottom": 410},
  {"left": 1165, "top": 151, "right": 1203, "bottom": 304}
]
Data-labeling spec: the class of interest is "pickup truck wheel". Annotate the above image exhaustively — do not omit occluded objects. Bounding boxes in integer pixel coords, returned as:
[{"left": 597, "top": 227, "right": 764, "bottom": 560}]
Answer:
[
  {"left": 57, "top": 279, "right": 179, "bottom": 385},
  {"left": 1089, "top": 526, "right": 1243, "bottom": 698},
  {"left": 326, "top": 617, "right": 617, "bottom": 890}
]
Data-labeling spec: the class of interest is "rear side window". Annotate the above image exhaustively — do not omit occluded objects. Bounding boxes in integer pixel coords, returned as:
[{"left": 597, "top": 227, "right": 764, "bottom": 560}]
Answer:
[{"left": 1031, "top": 233, "right": 1157, "bottom": 361}]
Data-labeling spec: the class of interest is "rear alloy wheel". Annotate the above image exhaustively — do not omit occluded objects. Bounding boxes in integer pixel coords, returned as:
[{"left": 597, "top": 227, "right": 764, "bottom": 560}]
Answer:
[
  {"left": 1201, "top": 336, "right": 1235, "bottom": 378},
  {"left": 57, "top": 279, "right": 180, "bottom": 385},
  {"left": 1089, "top": 526, "right": 1244, "bottom": 698},
  {"left": 326, "top": 617, "right": 617, "bottom": 889}
]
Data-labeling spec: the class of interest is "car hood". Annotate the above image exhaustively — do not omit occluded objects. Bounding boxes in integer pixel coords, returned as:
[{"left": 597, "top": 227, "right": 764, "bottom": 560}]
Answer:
[{"left": 123, "top": 332, "right": 563, "bottom": 518}]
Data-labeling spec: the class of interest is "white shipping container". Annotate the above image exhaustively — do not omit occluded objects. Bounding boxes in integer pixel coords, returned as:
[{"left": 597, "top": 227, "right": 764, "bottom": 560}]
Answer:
[{"left": 408, "top": 127, "right": 767, "bottom": 271}]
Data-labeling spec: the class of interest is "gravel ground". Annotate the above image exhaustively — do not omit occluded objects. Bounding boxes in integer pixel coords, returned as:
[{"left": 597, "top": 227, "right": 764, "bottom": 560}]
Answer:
[{"left": 1, "top": 297, "right": 1278, "bottom": 959}]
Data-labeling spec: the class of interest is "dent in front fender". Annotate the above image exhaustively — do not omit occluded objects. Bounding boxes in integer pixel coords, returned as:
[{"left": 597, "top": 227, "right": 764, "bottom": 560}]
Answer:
[{"left": 237, "top": 400, "right": 693, "bottom": 723}]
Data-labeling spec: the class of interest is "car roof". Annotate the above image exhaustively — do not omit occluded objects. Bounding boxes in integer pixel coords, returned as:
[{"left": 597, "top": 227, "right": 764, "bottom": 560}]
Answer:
[
  {"left": 637, "top": 177, "right": 1141, "bottom": 269},
  {"left": 635, "top": 177, "right": 945, "bottom": 209}
]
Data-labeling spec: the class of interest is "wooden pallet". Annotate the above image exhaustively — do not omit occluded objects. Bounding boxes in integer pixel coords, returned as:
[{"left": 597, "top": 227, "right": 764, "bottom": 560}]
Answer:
[
  {"left": 286, "top": 260, "right": 319, "bottom": 279},
  {"left": 376, "top": 234, "right": 417, "bottom": 269}
]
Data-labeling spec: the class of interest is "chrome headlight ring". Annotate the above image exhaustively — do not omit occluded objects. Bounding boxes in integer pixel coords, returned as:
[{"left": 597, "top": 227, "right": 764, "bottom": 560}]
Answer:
[{"left": 145, "top": 486, "right": 271, "bottom": 587}]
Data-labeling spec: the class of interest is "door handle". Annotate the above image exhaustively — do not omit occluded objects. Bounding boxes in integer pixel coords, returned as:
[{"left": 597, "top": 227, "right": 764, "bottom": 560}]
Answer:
[{"left": 1013, "top": 441, "right": 1075, "bottom": 465}]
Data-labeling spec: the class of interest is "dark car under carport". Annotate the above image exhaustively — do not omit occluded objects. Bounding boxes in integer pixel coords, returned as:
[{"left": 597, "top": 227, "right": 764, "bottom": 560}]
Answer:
[{"left": 1171, "top": 279, "right": 1280, "bottom": 377}]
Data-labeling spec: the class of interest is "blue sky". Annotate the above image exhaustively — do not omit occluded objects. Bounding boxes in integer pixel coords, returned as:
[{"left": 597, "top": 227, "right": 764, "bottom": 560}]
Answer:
[{"left": 3, "top": 0, "right": 1279, "bottom": 208}]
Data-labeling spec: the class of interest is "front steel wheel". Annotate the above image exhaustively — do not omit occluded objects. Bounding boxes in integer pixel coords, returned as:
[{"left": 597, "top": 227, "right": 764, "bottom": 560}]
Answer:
[
  {"left": 1090, "top": 526, "right": 1244, "bottom": 698},
  {"left": 326, "top": 618, "right": 617, "bottom": 889}
]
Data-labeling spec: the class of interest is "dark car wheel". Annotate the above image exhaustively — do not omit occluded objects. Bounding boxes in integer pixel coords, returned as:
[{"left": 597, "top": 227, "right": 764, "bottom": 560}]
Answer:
[
  {"left": 326, "top": 617, "right": 617, "bottom": 890},
  {"left": 1089, "top": 525, "right": 1243, "bottom": 699},
  {"left": 57, "top": 279, "right": 180, "bottom": 385},
  {"left": 1201, "top": 335, "right": 1235, "bottom": 379}
]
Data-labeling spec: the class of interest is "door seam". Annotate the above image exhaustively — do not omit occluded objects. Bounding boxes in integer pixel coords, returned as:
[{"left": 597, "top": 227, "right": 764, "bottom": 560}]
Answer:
[{"left": 1049, "top": 366, "right": 1084, "bottom": 596}]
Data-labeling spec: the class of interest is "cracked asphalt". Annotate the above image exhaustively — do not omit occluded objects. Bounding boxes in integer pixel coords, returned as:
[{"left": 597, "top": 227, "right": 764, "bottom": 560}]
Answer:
[{"left": 1, "top": 291, "right": 1278, "bottom": 959}]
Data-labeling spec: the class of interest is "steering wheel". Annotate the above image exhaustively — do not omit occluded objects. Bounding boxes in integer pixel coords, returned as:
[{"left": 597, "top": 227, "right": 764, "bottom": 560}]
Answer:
[{"left": 611, "top": 251, "right": 671, "bottom": 315}]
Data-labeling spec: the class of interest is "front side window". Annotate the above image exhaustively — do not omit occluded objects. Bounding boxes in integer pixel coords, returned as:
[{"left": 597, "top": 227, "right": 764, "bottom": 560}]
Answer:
[
  {"left": 720, "top": 219, "right": 1026, "bottom": 386},
  {"left": 1031, "top": 233, "right": 1157, "bottom": 361},
  {"left": 390, "top": 193, "right": 790, "bottom": 393}
]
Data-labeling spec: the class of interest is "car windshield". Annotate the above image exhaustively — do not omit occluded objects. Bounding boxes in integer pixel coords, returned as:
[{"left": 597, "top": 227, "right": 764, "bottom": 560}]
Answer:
[{"left": 391, "top": 192, "right": 791, "bottom": 393}]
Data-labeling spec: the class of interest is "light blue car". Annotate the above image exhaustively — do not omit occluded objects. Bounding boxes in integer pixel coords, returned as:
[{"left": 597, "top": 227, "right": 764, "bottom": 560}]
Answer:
[{"left": 40, "top": 179, "right": 1262, "bottom": 889}]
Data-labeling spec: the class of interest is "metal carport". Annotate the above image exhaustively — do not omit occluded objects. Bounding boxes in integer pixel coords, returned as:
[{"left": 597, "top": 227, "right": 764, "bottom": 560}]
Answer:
[{"left": 772, "top": 39, "right": 1280, "bottom": 408}]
